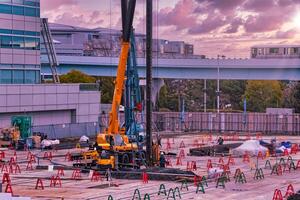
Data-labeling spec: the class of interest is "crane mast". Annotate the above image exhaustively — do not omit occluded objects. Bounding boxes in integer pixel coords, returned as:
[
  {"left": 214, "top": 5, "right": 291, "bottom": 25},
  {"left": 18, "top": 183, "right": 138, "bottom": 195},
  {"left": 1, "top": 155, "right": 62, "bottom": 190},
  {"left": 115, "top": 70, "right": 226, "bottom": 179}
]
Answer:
[{"left": 125, "top": 30, "right": 143, "bottom": 142}]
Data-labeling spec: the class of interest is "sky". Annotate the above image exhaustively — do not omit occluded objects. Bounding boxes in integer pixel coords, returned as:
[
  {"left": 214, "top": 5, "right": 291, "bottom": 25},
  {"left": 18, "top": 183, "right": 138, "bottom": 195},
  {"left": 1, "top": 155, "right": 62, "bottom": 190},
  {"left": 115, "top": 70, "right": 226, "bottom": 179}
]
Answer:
[{"left": 41, "top": 0, "right": 300, "bottom": 58}]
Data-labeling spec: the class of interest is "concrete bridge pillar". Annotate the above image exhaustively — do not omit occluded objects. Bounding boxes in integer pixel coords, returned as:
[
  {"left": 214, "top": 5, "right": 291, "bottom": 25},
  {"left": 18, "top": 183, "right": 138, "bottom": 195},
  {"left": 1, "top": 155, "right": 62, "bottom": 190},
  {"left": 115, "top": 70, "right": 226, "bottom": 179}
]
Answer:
[{"left": 140, "top": 78, "right": 165, "bottom": 108}]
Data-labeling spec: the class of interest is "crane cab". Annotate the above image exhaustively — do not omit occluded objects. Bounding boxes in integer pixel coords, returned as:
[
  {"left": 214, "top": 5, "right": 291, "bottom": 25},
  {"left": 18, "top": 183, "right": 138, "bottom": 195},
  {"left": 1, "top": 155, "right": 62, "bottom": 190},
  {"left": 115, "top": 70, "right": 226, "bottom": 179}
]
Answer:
[{"left": 96, "top": 132, "right": 138, "bottom": 152}]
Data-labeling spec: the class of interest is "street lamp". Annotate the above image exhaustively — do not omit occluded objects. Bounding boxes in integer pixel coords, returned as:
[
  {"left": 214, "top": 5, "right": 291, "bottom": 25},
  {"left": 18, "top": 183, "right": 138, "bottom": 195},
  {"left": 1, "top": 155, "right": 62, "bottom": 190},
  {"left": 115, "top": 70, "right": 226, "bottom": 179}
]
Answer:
[{"left": 217, "top": 55, "right": 225, "bottom": 113}]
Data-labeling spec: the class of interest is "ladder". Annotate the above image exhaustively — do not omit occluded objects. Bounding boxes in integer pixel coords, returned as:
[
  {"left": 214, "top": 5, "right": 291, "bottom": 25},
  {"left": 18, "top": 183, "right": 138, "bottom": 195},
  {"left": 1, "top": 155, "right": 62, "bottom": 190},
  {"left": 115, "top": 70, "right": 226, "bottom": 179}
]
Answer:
[{"left": 41, "top": 18, "right": 60, "bottom": 83}]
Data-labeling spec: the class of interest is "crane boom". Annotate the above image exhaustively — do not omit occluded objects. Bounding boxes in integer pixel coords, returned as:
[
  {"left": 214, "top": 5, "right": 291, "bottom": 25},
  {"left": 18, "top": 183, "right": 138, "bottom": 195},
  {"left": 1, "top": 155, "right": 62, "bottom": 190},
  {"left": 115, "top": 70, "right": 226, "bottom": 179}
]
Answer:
[
  {"left": 107, "top": 42, "right": 130, "bottom": 134},
  {"left": 107, "top": 0, "right": 136, "bottom": 135}
]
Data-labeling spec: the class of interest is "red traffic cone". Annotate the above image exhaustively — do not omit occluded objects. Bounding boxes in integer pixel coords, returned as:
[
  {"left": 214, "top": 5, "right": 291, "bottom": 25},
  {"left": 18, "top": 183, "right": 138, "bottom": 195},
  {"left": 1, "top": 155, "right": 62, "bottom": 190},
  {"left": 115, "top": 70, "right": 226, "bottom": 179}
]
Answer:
[
  {"left": 219, "top": 157, "right": 224, "bottom": 164},
  {"left": 243, "top": 153, "right": 250, "bottom": 163},
  {"left": 176, "top": 157, "right": 182, "bottom": 166},
  {"left": 283, "top": 149, "right": 289, "bottom": 156},
  {"left": 35, "top": 178, "right": 44, "bottom": 190},
  {"left": 179, "top": 141, "right": 185, "bottom": 148},
  {"left": 272, "top": 189, "right": 283, "bottom": 200},
  {"left": 91, "top": 171, "right": 101, "bottom": 182},
  {"left": 5, "top": 184, "right": 13, "bottom": 194},
  {"left": 142, "top": 172, "right": 149, "bottom": 183},
  {"left": 228, "top": 155, "right": 235, "bottom": 165},
  {"left": 284, "top": 184, "right": 295, "bottom": 198},
  {"left": 207, "top": 159, "right": 212, "bottom": 170},
  {"left": 2, "top": 173, "right": 10, "bottom": 184}
]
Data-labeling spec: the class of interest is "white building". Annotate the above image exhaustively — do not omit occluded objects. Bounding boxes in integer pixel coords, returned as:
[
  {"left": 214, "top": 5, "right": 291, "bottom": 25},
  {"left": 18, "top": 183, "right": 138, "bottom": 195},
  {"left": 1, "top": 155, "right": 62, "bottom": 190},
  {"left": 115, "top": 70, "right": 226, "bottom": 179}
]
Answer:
[{"left": 0, "top": 1, "right": 101, "bottom": 138}]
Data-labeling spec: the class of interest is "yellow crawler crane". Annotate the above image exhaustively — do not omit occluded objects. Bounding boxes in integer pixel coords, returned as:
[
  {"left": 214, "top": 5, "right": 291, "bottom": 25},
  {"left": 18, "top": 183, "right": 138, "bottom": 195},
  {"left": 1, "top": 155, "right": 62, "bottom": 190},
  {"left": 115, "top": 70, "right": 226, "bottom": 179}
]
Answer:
[{"left": 73, "top": 0, "right": 143, "bottom": 170}]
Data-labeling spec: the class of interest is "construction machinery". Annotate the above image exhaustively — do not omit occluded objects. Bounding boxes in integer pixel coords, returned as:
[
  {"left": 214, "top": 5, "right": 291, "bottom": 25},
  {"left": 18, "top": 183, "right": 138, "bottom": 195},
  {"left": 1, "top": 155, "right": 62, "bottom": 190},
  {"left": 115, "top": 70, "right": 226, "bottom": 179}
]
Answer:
[
  {"left": 11, "top": 116, "right": 32, "bottom": 139},
  {"left": 0, "top": 116, "right": 32, "bottom": 148},
  {"left": 72, "top": 0, "right": 152, "bottom": 170}
]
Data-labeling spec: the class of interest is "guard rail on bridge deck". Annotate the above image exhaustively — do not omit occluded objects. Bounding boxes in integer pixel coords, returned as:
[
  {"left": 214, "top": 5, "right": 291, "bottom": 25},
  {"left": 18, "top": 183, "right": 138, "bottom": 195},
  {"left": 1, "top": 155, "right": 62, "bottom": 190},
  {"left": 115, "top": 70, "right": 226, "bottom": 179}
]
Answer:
[{"left": 41, "top": 55, "right": 300, "bottom": 80}]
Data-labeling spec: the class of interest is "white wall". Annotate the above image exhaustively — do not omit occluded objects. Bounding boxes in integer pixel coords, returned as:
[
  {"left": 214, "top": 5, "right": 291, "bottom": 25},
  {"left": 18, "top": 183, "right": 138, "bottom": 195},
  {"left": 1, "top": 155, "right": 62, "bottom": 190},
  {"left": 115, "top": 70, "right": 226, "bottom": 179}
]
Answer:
[{"left": 0, "top": 84, "right": 101, "bottom": 128}]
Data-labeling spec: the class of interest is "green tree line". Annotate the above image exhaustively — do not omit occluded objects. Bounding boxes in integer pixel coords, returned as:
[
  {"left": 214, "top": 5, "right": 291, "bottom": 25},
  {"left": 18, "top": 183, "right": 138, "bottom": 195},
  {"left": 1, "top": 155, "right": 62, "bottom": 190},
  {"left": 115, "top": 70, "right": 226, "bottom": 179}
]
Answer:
[{"left": 59, "top": 70, "right": 300, "bottom": 113}]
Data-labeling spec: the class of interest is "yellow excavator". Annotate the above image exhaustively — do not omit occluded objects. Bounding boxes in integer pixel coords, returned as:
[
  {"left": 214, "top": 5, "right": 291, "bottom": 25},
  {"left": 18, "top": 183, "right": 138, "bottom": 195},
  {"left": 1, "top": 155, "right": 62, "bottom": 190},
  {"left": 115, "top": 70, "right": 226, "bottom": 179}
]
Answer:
[{"left": 72, "top": 0, "right": 158, "bottom": 170}]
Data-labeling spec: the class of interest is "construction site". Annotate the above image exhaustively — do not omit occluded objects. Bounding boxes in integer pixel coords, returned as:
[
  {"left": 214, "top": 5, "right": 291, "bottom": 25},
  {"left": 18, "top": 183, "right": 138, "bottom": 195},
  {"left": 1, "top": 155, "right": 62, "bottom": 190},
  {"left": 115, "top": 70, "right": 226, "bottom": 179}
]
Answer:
[
  {"left": 0, "top": 133, "right": 299, "bottom": 200},
  {"left": 0, "top": 0, "right": 300, "bottom": 199}
]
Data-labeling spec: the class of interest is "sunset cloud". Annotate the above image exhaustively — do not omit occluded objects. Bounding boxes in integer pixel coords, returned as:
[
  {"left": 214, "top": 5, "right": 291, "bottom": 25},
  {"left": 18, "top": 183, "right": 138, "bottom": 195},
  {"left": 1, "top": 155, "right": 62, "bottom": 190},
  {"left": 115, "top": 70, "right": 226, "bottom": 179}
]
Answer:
[{"left": 41, "top": 0, "right": 300, "bottom": 58}]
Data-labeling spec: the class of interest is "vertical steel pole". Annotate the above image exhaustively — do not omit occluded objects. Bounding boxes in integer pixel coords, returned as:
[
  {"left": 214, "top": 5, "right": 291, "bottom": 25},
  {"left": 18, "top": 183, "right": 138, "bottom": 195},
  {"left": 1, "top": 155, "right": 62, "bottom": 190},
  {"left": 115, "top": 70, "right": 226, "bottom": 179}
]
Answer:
[
  {"left": 121, "top": 0, "right": 128, "bottom": 38},
  {"left": 146, "top": 0, "right": 153, "bottom": 165},
  {"left": 204, "top": 79, "right": 207, "bottom": 113},
  {"left": 217, "top": 58, "right": 220, "bottom": 114}
]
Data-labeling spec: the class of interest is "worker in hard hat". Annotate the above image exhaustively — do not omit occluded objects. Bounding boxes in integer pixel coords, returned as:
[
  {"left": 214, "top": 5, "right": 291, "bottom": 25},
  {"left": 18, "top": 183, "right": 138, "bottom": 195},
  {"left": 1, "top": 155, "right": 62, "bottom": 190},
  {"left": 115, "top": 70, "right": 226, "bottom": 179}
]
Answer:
[
  {"left": 159, "top": 152, "right": 166, "bottom": 168},
  {"left": 218, "top": 137, "right": 224, "bottom": 145}
]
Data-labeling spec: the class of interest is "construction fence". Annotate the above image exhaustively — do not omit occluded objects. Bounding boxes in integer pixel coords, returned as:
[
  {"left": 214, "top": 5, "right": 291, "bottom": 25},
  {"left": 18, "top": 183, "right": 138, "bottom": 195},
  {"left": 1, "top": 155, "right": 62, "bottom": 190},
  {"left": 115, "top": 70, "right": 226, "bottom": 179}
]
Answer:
[
  {"left": 32, "top": 112, "right": 300, "bottom": 139},
  {"left": 100, "top": 112, "right": 300, "bottom": 135},
  {"left": 151, "top": 112, "right": 300, "bottom": 135},
  {"left": 32, "top": 122, "right": 99, "bottom": 139}
]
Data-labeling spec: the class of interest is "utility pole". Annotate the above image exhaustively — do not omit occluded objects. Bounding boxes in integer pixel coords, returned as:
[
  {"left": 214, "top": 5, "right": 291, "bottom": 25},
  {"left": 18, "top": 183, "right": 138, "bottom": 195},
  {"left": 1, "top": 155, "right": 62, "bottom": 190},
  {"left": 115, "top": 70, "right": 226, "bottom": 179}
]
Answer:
[
  {"left": 217, "top": 55, "right": 220, "bottom": 113},
  {"left": 203, "top": 79, "right": 207, "bottom": 112},
  {"left": 146, "top": 0, "right": 153, "bottom": 166},
  {"left": 217, "top": 55, "right": 225, "bottom": 113}
]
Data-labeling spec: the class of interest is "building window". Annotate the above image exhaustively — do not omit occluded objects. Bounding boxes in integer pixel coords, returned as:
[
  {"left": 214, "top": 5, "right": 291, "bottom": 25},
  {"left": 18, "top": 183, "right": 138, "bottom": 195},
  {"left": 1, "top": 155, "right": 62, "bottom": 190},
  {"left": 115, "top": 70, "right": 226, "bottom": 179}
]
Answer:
[
  {"left": 35, "top": 38, "right": 40, "bottom": 50},
  {"left": 24, "top": 37, "right": 35, "bottom": 50},
  {"left": 291, "top": 47, "right": 299, "bottom": 54},
  {"left": 0, "top": 29, "right": 11, "bottom": 34},
  {"left": 251, "top": 48, "right": 257, "bottom": 57},
  {"left": 25, "top": 70, "right": 35, "bottom": 83},
  {"left": 36, "top": 70, "right": 40, "bottom": 83},
  {"left": 0, "top": 34, "right": 39, "bottom": 50},
  {"left": 258, "top": 48, "right": 263, "bottom": 55},
  {"left": 24, "top": 6, "right": 35, "bottom": 16},
  {"left": 12, "top": 36, "right": 24, "bottom": 49},
  {"left": 0, "top": 29, "right": 39, "bottom": 37},
  {"left": 13, "top": 70, "right": 24, "bottom": 84},
  {"left": 0, "top": 4, "right": 39, "bottom": 16},
  {"left": 13, "top": 64, "right": 24, "bottom": 68},
  {"left": 269, "top": 48, "right": 279, "bottom": 54},
  {"left": 0, "top": 70, "right": 12, "bottom": 84},
  {"left": 0, "top": 4, "right": 12, "bottom": 14},
  {"left": 12, "top": 5, "right": 23, "bottom": 15},
  {"left": 1, "top": 35, "right": 12, "bottom": 48},
  {"left": 12, "top": 30, "right": 24, "bottom": 35},
  {"left": 0, "top": 64, "right": 12, "bottom": 68},
  {"left": 36, "top": 7, "right": 39, "bottom": 17}
]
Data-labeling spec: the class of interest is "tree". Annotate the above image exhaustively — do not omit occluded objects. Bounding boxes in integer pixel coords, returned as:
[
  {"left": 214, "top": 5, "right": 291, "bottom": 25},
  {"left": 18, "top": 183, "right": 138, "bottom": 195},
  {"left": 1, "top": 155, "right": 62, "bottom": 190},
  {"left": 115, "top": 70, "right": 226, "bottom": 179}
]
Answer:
[
  {"left": 244, "top": 80, "right": 283, "bottom": 112},
  {"left": 221, "top": 80, "right": 246, "bottom": 110},
  {"left": 284, "top": 81, "right": 300, "bottom": 113},
  {"left": 60, "top": 70, "right": 115, "bottom": 104},
  {"left": 98, "top": 77, "right": 114, "bottom": 104},
  {"left": 158, "top": 84, "right": 179, "bottom": 111},
  {"left": 60, "top": 70, "right": 96, "bottom": 83}
]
